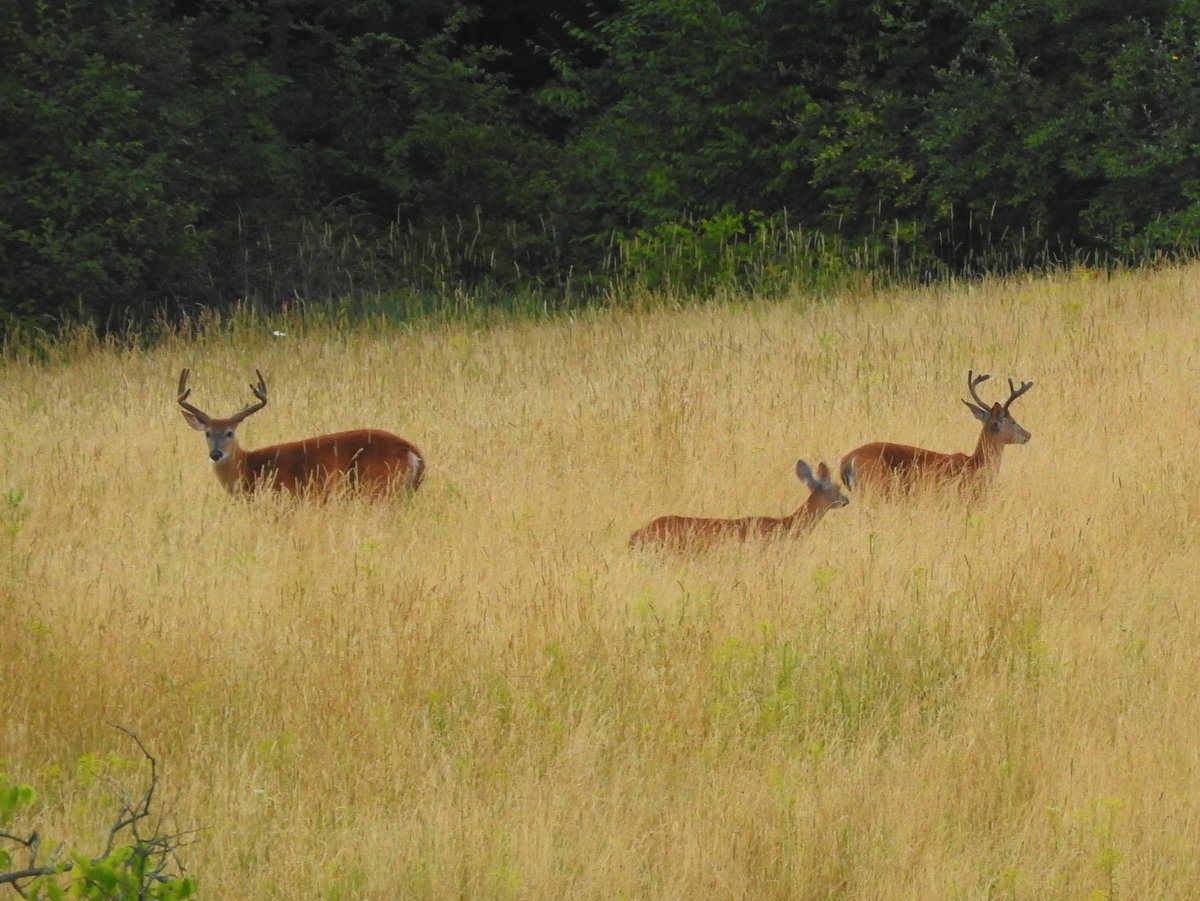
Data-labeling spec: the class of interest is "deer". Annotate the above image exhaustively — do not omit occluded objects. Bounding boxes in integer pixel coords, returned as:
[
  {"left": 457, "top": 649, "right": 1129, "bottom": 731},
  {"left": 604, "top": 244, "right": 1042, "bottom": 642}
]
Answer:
[
  {"left": 177, "top": 368, "right": 425, "bottom": 498},
  {"left": 629, "top": 460, "right": 849, "bottom": 551},
  {"left": 837, "top": 370, "right": 1032, "bottom": 497}
]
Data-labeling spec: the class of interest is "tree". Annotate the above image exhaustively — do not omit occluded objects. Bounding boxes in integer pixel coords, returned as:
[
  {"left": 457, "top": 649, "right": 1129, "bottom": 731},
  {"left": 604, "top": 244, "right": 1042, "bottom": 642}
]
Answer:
[
  {"left": 0, "top": 727, "right": 195, "bottom": 900},
  {"left": 544, "top": 0, "right": 813, "bottom": 236},
  {"left": 0, "top": 0, "right": 202, "bottom": 330}
]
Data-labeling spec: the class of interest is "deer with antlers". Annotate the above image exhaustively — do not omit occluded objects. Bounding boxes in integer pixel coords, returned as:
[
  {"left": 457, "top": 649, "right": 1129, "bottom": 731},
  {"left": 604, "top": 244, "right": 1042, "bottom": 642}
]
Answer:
[
  {"left": 177, "top": 369, "right": 425, "bottom": 498},
  {"left": 837, "top": 370, "right": 1032, "bottom": 497},
  {"left": 629, "top": 460, "right": 848, "bottom": 551}
]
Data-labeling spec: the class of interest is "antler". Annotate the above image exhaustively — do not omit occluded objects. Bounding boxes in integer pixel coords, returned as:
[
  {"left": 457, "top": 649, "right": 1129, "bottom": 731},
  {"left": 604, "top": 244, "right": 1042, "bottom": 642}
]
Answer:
[
  {"left": 177, "top": 368, "right": 211, "bottom": 425},
  {"left": 230, "top": 369, "right": 268, "bottom": 423},
  {"left": 963, "top": 369, "right": 992, "bottom": 413},
  {"left": 1004, "top": 377, "right": 1033, "bottom": 410},
  {"left": 178, "top": 368, "right": 268, "bottom": 424}
]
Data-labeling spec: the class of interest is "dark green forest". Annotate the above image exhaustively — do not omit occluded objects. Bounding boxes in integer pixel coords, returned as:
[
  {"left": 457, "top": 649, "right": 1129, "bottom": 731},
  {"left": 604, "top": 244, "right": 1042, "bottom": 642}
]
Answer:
[{"left": 3, "top": 0, "right": 1200, "bottom": 331}]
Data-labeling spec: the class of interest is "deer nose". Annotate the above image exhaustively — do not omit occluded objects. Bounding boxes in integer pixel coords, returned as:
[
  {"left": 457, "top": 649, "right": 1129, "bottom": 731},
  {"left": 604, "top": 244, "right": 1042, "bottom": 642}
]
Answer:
[{"left": 209, "top": 450, "right": 223, "bottom": 462}]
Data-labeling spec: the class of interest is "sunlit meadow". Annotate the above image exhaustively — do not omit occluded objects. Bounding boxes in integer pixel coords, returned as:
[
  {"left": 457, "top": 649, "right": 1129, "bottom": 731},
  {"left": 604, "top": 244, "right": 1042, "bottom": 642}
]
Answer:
[{"left": 2, "top": 265, "right": 1199, "bottom": 898}]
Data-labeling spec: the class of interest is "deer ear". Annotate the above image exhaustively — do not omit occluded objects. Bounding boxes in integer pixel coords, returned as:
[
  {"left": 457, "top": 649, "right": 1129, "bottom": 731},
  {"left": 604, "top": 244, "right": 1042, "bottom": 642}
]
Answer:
[
  {"left": 181, "top": 410, "right": 206, "bottom": 431},
  {"left": 964, "top": 399, "right": 989, "bottom": 423},
  {"left": 795, "top": 460, "right": 815, "bottom": 485}
]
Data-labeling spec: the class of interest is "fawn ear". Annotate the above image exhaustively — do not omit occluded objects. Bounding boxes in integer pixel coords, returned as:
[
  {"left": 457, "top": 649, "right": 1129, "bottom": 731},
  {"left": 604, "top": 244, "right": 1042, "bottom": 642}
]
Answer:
[
  {"left": 795, "top": 459, "right": 815, "bottom": 486},
  {"left": 181, "top": 410, "right": 206, "bottom": 431}
]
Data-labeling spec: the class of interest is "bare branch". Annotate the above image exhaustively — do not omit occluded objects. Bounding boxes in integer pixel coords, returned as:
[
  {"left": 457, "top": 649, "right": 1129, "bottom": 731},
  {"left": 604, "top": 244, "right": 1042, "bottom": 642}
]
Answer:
[
  {"left": 1, "top": 725, "right": 194, "bottom": 898},
  {"left": 0, "top": 864, "right": 64, "bottom": 889},
  {"left": 100, "top": 724, "right": 158, "bottom": 859}
]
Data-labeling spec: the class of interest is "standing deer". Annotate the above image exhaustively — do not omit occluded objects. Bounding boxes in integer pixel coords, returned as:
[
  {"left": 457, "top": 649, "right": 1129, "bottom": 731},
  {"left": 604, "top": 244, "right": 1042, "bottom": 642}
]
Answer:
[
  {"left": 178, "top": 368, "right": 425, "bottom": 498},
  {"left": 629, "top": 460, "right": 848, "bottom": 551},
  {"left": 837, "top": 370, "right": 1032, "bottom": 496}
]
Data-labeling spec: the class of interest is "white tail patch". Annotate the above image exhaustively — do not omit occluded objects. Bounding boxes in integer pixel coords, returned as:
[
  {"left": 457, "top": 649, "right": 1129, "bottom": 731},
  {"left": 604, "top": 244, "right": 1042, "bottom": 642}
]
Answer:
[
  {"left": 840, "top": 458, "right": 856, "bottom": 490},
  {"left": 407, "top": 450, "right": 426, "bottom": 490}
]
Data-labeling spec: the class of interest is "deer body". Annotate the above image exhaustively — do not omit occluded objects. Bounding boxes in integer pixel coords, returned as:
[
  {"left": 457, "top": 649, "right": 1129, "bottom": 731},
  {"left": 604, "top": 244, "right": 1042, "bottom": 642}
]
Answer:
[
  {"left": 208, "top": 428, "right": 425, "bottom": 496},
  {"left": 179, "top": 369, "right": 425, "bottom": 498},
  {"left": 838, "top": 371, "right": 1032, "bottom": 496},
  {"left": 630, "top": 460, "right": 848, "bottom": 551}
]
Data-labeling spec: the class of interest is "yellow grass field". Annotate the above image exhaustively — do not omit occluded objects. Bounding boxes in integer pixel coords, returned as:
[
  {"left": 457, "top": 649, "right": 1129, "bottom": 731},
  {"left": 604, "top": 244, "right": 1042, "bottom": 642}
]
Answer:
[{"left": 2, "top": 265, "right": 1199, "bottom": 898}]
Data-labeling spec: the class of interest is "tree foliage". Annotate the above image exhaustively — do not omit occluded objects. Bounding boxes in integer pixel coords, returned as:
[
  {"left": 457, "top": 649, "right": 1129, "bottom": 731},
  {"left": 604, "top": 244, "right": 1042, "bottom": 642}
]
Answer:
[{"left": 3, "top": 0, "right": 1200, "bottom": 330}]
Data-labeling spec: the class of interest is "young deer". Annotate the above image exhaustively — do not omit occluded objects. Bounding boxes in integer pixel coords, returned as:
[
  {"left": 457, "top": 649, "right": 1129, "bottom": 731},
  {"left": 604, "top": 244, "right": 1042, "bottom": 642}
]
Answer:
[
  {"left": 629, "top": 460, "right": 848, "bottom": 551},
  {"left": 837, "top": 370, "right": 1032, "bottom": 497},
  {"left": 178, "top": 369, "right": 425, "bottom": 498}
]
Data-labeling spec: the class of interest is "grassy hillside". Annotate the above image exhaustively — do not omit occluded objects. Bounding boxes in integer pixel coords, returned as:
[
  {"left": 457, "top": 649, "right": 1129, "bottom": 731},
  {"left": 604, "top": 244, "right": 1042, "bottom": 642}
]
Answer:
[{"left": 2, "top": 266, "right": 1199, "bottom": 898}]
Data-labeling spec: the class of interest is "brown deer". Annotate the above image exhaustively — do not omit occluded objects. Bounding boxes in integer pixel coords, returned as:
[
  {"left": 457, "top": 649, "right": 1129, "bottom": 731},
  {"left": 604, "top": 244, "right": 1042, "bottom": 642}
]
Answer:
[
  {"left": 629, "top": 460, "right": 848, "bottom": 551},
  {"left": 837, "top": 370, "right": 1032, "bottom": 496},
  {"left": 178, "top": 368, "right": 425, "bottom": 498}
]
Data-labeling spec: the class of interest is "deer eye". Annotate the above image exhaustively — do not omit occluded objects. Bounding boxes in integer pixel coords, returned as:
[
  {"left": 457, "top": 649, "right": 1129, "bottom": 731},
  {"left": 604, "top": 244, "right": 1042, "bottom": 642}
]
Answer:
[{"left": 225, "top": 430, "right": 235, "bottom": 439}]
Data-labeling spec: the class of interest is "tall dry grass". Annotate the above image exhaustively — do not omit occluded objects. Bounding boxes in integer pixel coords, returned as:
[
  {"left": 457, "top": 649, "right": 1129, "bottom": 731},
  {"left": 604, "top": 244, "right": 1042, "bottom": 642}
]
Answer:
[{"left": 2, "top": 266, "right": 1200, "bottom": 898}]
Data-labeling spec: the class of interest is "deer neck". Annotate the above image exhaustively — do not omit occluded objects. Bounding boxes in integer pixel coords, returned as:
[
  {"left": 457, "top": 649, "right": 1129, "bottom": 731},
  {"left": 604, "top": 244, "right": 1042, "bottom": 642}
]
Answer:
[
  {"left": 968, "top": 427, "right": 1006, "bottom": 474},
  {"left": 213, "top": 441, "right": 250, "bottom": 494},
  {"left": 781, "top": 498, "right": 823, "bottom": 532}
]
